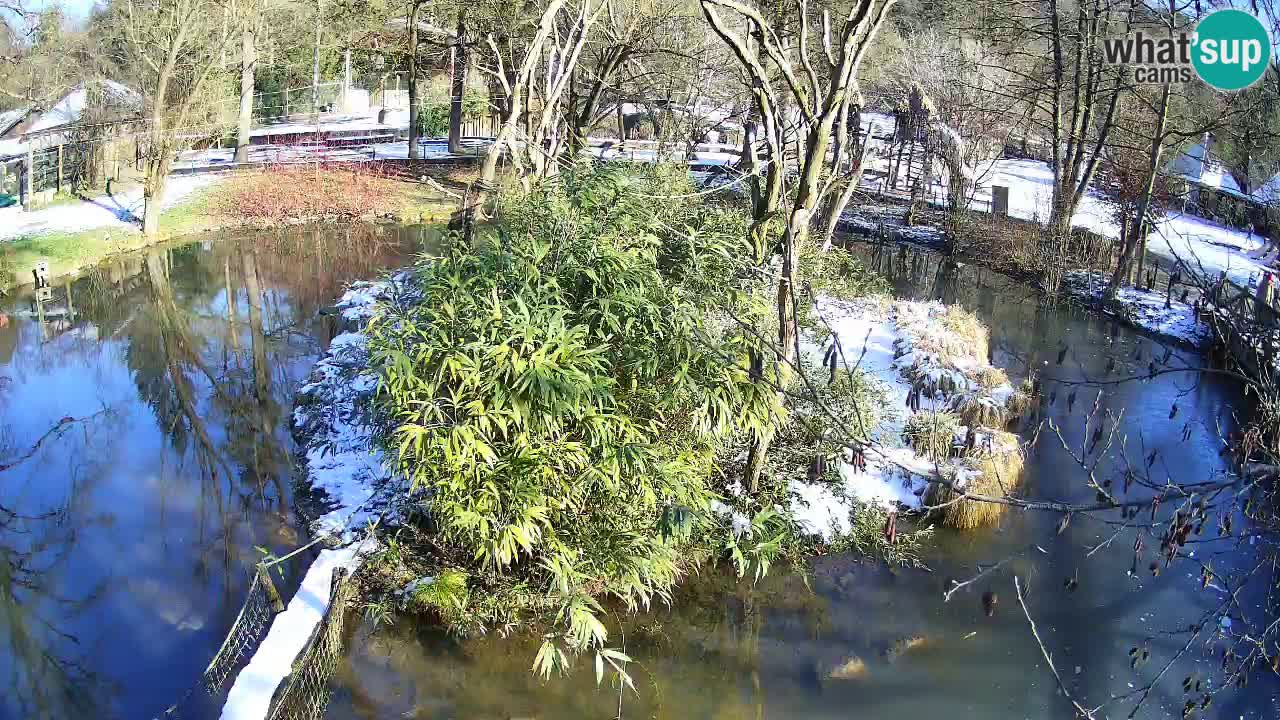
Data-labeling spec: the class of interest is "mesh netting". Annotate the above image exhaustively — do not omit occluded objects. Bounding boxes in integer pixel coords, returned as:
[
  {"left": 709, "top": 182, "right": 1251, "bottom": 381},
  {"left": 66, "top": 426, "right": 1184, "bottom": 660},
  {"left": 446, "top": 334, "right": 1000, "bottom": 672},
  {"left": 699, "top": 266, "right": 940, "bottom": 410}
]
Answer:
[
  {"left": 265, "top": 568, "right": 355, "bottom": 720},
  {"left": 153, "top": 568, "right": 282, "bottom": 719}
]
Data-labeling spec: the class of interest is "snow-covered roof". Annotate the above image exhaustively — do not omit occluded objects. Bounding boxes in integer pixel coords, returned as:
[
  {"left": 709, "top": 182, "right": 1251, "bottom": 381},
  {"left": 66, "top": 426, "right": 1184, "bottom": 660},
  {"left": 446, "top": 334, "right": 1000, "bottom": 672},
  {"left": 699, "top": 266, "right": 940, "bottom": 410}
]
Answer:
[
  {"left": 1169, "top": 139, "right": 1278, "bottom": 205},
  {"left": 0, "top": 81, "right": 142, "bottom": 160},
  {"left": 0, "top": 106, "right": 31, "bottom": 137},
  {"left": 26, "top": 80, "right": 141, "bottom": 135}
]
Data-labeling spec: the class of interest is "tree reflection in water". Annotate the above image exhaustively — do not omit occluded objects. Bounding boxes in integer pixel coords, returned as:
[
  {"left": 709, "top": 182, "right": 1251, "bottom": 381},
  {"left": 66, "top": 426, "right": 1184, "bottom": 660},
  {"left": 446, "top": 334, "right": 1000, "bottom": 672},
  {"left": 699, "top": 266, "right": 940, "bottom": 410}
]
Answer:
[{"left": 0, "top": 222, "right": 433, "bottom": 720}]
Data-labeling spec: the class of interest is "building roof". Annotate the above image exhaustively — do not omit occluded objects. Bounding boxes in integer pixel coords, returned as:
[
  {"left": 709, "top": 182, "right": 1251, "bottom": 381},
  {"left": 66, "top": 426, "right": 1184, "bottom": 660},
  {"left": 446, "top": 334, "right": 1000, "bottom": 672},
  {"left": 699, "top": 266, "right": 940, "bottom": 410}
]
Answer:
[
  {"left": 0, "top": 81, "right": 142, "bottom": 160},
  {"left": 1168, "top": 138, "right": 1278, "bottom": 206},
  {"left": 0, "top": 106, "right": 32, "bottom": 137}
]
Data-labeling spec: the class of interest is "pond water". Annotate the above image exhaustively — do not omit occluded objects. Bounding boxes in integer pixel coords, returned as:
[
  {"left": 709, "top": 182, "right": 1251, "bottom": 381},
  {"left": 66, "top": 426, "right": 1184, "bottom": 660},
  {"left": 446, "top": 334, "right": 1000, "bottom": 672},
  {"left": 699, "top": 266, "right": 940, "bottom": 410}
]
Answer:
[
  {"left": 0, "top": 223, "right": 431, "bottom": 720},
  {"left": 322, "top": 241, "right": 1278, "bottom": 720}
]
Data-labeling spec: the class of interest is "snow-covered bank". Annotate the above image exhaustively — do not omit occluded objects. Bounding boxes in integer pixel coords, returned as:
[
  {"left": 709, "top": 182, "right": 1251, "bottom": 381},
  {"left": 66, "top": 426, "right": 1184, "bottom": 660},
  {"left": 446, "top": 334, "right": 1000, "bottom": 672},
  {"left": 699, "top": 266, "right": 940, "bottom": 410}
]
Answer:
[
  {"left": 0, "top": 173, "right": 223, "bottom": 242},
  {"left": 789, "top": 297, "right": 1026, "bottom": 539},
  {"left": 857, "top": 111, "right": 1273, "bottom": 288},
  {"left": 1062, "top": 271, "right": 1214, "bottom": 349},
  {"left": 220, "top": 280, "right": 397, "bottom": 720}
]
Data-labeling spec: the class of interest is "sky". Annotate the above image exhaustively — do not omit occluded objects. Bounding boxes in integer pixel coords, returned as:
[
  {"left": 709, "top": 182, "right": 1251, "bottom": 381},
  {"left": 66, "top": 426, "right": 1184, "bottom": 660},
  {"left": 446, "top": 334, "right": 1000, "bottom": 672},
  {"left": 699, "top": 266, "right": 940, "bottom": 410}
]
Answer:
[{"left": 33, "top": 0, "right": 96, "bottom": 22}]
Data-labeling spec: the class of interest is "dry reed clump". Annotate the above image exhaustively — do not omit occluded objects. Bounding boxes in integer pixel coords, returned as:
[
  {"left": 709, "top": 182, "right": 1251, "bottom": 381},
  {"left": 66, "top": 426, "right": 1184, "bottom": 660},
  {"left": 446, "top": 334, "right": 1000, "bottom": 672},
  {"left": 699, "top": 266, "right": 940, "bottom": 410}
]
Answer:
[
  {"left": 940, "top": 306, "right": 990, "bottom": 362},
  {"left": 1005, "top": 376, "right": 1038, "bottom": 417},
  {"left": 925, "top": 428, "right": 1024, "bottom": 530},
  {"left": 973, "top": 366, "right": 1009, "bottom": 390},
  {"left": 902, "top": 411, "right": 961, "bottom": 463},
  {"left": 950, "top": 391, "right": 1008, "bottom": 428},
  {"left": 827, "top": 656, "right": 868, "bottom": 680},
  {"left": 894, "top": 302, "right": 988, "bottom": 369}
]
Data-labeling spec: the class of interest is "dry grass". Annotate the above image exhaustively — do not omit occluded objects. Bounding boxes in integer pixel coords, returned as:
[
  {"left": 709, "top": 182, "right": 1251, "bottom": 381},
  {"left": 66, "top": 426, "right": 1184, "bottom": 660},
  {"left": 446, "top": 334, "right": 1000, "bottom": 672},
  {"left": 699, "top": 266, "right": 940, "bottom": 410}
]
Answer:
[
  {"left": 209, "top": 163, "right": 454, "bottom": 223},
  {"left": 925, "top": 428, "right": 1024, "bottom": 530},
  {"left": 950, "top": 392, "right": 1009, "bottom": 428},
  {"left": 827, "top": 656, "right": 868, "bottom": 680},
  {"left": 902, "top": 411, "right": 961, "bottom": 463},
  {"left": 895, "top": 302, "right": 987, "bottom": 369},
  {"left": 1006, "top": 376, "right": 1038, "bottom": 417},
  {"left": 940, "top": 306, "right": 990, "bottom": 362},
  {"left": 886, "top": 635, "right": 929, "bottom": 663},
  {"left": 973, "top": 366, "right": 1009, "bottom": 389}
]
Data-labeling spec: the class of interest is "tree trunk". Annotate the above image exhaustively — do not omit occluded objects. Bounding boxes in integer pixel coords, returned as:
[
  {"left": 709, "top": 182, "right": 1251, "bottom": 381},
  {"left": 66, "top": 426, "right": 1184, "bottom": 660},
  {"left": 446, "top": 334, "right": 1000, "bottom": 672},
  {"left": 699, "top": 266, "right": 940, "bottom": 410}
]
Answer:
[
  {"left": 311, "top": 0, "right": 322, "bottom": 117},
  {"left": 1106, "top": 85, "right": 1170, "bottom": 301},
  {"left": 818, "top": 142, "right": 869, "bottom": 251},
  {"left": 142, "top": 98, "right": 173, "bottom": 238},
  {"left": 408, "top": 0, "right": 421, "bottom": 160},
  {"left": 235, "top": 22, "right": 256, "bottom": 164},
  {"left": 448, "top": 11, "right": 468, "bottom": 154}
]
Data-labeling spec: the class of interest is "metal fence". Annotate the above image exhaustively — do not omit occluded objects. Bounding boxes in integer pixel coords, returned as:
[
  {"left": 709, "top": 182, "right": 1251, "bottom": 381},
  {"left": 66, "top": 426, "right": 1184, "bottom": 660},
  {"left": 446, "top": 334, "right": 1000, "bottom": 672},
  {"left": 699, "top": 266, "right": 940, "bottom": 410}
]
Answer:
[
  {"left": 151, "top": 558, "right": 356, "bottom": 720},
  {"left": 154, "top": 565, "right": 285, "bottom": 720},
  {"left": 265, "top": 568, "right": 356, "bottom": 720}
]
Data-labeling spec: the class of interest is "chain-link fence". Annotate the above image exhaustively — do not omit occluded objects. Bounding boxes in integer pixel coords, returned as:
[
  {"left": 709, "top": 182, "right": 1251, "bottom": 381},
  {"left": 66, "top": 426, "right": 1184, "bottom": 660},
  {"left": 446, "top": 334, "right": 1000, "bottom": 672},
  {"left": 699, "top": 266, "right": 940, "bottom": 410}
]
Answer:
[{"left": 265, "top": 567, "right": 355, "bottom": 720}]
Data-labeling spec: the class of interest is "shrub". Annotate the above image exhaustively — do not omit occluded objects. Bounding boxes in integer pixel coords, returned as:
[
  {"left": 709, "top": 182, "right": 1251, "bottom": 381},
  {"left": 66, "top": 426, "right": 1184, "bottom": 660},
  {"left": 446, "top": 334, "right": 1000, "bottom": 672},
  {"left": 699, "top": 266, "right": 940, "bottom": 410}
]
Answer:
[
  {"left": 209, "top": 163, "right": 417, "bottom": 221},
  {"left": 796, "top": 243, "right": 889, "bottom": 328},
  {"left": 829, "top": 504, "right": 935, "bottom": 568},
  {"left": 367, "top": 163, "right": 783, "bottom": 670},
  {"left": 902, "top": 411, "right": 961, "bottom": 463}
]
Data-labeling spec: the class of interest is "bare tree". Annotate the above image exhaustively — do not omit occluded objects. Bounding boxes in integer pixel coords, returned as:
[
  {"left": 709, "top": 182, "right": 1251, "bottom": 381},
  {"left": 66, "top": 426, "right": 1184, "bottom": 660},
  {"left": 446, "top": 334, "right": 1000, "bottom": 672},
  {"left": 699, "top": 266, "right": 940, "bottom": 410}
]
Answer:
[
  {"left": 234, "top": 0, "right": 261, "bottom": 164},
  {"left": 701, "top": 0, "right": 896, "bottom": 492},
  {"left": 983, "top": 0, "right": 1137, "bottom": 293},
  {"left": 109, "top": 0, "right": 231, "bottom": 237}
]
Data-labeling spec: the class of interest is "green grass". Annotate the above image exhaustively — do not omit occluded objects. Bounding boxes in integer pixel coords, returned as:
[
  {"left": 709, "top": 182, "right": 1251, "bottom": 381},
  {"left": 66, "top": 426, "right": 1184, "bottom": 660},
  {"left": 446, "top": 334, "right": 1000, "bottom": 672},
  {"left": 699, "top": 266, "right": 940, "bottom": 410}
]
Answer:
[{"left": 1, "top": 191, "right": 222, "bottom": 290}]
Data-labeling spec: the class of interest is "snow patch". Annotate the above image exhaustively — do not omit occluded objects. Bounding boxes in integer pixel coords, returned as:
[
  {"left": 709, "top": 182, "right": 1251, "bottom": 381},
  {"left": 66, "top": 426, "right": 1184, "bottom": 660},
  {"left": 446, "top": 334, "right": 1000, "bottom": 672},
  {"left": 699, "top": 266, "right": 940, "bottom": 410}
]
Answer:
[
  {"left": 790, "top": 297, "right": 1024, "bottom": 540},
  {"left": 220, "top": 279, "right": 400, "bottom": 720},
  {"left": 1062, "top": 271, "right": 1213, "bottom": 348}
]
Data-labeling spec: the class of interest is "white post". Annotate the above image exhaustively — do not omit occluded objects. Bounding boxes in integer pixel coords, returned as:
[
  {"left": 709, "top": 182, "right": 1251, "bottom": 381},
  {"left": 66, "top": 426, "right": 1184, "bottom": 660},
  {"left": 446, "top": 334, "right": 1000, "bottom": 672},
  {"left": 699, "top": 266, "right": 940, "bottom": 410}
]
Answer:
[{"left": 343, "top": 47, "right": 352, "bottom": 113}]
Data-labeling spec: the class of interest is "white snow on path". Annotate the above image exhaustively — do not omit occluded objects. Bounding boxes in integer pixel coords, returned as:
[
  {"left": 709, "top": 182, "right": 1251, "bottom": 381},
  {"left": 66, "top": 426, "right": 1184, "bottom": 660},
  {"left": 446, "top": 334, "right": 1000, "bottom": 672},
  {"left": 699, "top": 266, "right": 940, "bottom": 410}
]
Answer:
[
  {"left": 0, "top": 173, "right": 223, "bottom": 243},
  {"left": 220, "top": 280, "right": 397, "bottom": 720}
]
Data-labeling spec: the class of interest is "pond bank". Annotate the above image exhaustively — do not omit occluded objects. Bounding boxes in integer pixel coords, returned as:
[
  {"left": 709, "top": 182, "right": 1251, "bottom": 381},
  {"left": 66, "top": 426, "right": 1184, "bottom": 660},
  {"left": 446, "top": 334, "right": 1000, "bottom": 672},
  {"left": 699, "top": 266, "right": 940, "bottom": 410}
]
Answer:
[
  {"left": 836, "top": 200, "right": 1216, "bottom": 351},
  {"left": 784, "top": 294, "right": 1028, "bottom": 540},
  {"left": 0, "top": 167, "right": 464, "bottom": 292}
]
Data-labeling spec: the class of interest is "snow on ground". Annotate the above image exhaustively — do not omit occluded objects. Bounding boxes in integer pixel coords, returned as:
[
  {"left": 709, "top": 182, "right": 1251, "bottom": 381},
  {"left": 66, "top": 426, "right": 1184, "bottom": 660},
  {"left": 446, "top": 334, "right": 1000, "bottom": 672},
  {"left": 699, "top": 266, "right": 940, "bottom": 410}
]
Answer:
[
  {"left": 788, "top": 296, "right": 1023, "bottom": 540},
  {"left": 858, "top": 113, "right": 1275, "bottom": 290},
  {"left": 0, "top": 173, "right": 223, "bottom": 242},
  {"left": 968, "top": 158, "right": 1273, "bottom": 287},
  {"left": 220, "top": 279, "right": 398, "bottom": 720},
  {"left": 173, "top": 137, "right": 490, "bottom": 170},
  {"left": 1062, "top": 271, "right": 1213, "bottom": 349}
]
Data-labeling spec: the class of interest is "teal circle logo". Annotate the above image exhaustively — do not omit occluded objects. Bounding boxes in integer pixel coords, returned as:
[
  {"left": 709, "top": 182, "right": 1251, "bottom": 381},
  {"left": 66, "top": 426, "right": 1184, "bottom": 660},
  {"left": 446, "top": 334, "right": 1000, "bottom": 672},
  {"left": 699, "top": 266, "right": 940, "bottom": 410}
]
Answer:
[{"left": 1192, "top": 9, "right": 1272, "bottom": 91}]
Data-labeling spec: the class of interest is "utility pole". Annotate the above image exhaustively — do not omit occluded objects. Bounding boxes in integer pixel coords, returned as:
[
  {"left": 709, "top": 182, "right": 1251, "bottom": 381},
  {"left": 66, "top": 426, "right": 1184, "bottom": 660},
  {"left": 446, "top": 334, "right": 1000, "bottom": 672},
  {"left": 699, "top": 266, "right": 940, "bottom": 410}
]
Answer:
[{"left": 343, "top": 45, "right": 352, "bottom": 113}]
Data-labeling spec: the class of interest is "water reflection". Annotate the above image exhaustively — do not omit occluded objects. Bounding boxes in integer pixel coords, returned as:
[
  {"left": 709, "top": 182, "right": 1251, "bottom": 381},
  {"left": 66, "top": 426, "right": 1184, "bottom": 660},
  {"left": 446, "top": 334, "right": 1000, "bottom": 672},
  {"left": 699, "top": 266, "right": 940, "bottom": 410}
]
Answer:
[
  {"left": 324, "top": 241, "right": 1277, "bottom": 720},
  {"left": 0, "top": 223, "right": 430, "bottom": 719}
]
